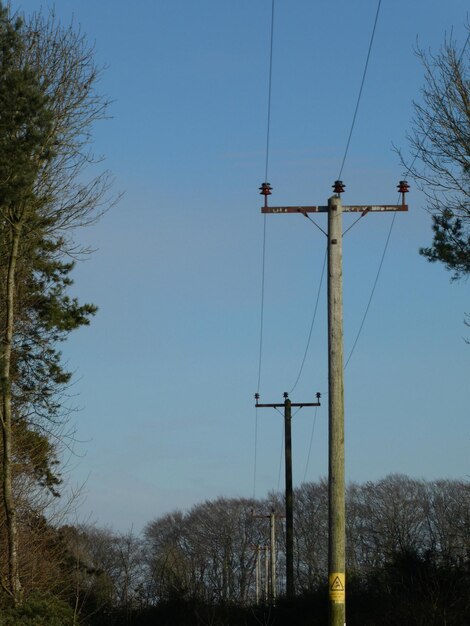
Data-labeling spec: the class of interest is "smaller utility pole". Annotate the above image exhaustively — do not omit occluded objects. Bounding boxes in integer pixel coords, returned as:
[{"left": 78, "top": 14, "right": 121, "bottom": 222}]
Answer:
[
  {"left": 255, "top": 392, "right": 321, "bottom": 598},
  {"left": 251, "top": 544, "right": 264, "bottom": 604},
  {"left": 252, "top": 509, "right": 279, "bottom": 602},
  {"left": 270, "top": 510, "right": 276, "bottom": 602},
  {"left": 265, "top": 543, "right": 269, "bottom": 602}
]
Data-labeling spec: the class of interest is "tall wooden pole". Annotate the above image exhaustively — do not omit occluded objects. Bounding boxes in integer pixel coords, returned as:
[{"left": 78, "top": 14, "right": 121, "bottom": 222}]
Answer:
[
  {"left": 259, "top": 179, "right": 409, "bottom": 625},
  {"left": 327, "top": 193, "right": 346, "bottom": 626},
  {"left": 284, "top": 394, "right": 294, "bottom": 598}
]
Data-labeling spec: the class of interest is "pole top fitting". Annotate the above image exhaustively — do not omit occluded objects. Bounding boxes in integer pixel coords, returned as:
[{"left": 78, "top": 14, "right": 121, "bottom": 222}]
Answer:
[
  {"left": 259, "top": 182, "right": 272, "bottom": 208},
  {"left": 332, "top": 180, "right": 345, "bottom": 195},
  {"left": 397, "top": 180, "right": 409, "bottom": 194},
  {"left": 283, "top": 392, "right": 289, "bottom": 399},
  {"left": 397, "top": 180, "right": 409, "bottom": 206}
]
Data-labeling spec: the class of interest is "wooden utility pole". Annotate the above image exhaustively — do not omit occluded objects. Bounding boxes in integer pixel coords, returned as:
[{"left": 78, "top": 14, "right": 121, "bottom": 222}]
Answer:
[
  {"left": 252, "top": 544, "right": 264, "bottom": 604},
  {"left": 327, "top": 192, "right": 346, "bottom": 626},
  {"left": 269, "top": 509, "right": 276, "bottom": 602},
  {"left": 259, "top": 179, "right": 409, "bottom": 625},
  {"left": 252, "top": 509, "right": 279, "bottom": 602},
  {"left": 256, "top": 546, "right": 261, "bottom": 603},
  {"left": 255, "top": 392, "right": 321, "bottom": 598}
]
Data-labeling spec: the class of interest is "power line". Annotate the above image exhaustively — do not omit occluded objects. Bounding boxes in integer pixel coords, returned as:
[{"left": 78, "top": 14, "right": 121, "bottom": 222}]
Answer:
[
  {"left": 256, "top": 0, "right": 276, "bottom": 395},
  {"left": 344, "top": 27, "right": 470, "bottom": 370},
  {"left": 287, "top": 2, "right": 382, "bottom": 391},
  {"left": 254, "top": 0, "right": 276, "bottom": 500},
  {"left": 303, "top": 405, "right": 318, "bottom": 482},
  {"left": 289, "top": 246, "right": 327, "bottom": 394},
  {"left": 256, "top": 217, "right": 267, "bottom": 394},
  {"left": 344, "top": 210, "right": 397, "bottom": 369},
  {"left": 264, "top": 0, "right": 276, "bottom": 183},
  {"left": 338, "top": 0, "right": 382, "bottom": 180}
]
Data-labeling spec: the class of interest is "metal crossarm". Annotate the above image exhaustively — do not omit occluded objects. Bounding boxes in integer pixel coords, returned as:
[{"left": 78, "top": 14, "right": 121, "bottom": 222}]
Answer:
[{"left": 261, "top": 204, "right": 408, "bottom": 214}]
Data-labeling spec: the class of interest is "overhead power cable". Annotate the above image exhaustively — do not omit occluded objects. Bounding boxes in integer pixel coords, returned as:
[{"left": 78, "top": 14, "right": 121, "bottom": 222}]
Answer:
[
  {"left": 264, "top": 0, "right": 276, "bottom": 184},
  {"left": 289, "top": 246, "right": 327, "bottom": 394},
  {"left": 345, "top": 27, "right": 470, "bottom": 370},
  {"left": 345, "top": 210, "right": 397, "bottom": 369},
  {"left": 256, "top": 0, "right": 276, "bottom": 396},
  {"left": 253, "top": 0, "right": 276, "bottom": 499},
  {"left": 338, "top": 0, "right": 382, "bottom": 180},
  {"left": 303, "top": 405, "right": 319, "bottom": 482},
  {"left": 288, "top": 2, "right": 382, "bottom": 393}
]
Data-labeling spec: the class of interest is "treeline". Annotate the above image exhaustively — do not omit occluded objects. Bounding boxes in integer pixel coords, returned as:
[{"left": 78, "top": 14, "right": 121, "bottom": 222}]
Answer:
[
  {"left": 2, "top": 474, "right": 468, "bottom": 623},
  {"left": 21, "top": 475, "right": 465, "bottom": 625}
]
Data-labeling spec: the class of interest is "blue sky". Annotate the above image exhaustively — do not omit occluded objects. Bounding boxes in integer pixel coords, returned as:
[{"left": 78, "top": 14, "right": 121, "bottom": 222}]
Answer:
[{"left": 16, "top": 1, "right": 469, "bottom": 532}]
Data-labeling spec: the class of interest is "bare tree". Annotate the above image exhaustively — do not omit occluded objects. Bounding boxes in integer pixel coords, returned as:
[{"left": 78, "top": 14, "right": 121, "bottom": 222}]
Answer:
[
  {"left": 401, "top": 27, "right": 470, "bottom": 279},
  {"left": 293, "top": 480, "right": 328, "bottom": 592}
]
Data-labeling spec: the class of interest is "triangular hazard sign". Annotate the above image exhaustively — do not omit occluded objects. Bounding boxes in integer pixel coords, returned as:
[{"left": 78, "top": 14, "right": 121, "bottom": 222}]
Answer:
[{"left": 330, "top": 576, "right": 344, "bottom": 591}]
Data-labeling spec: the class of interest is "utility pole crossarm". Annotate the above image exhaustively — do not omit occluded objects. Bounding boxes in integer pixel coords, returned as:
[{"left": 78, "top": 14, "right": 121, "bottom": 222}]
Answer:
[
  {"left": 255, "top": 401, "right": 321, "bottom": 408},
  {"left": 261, "top": 204, "right": 408, "bottom": 214}
]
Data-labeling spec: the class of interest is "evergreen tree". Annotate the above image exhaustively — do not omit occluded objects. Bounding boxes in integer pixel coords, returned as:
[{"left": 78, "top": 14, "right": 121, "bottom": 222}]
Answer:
[{"left": 0, "top": 2, "right": 112, "bottom": 604}]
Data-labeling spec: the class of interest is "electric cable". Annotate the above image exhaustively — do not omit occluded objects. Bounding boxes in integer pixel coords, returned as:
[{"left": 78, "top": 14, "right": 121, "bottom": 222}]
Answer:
[
  {"left": 337, "top": 0, "right": 382, "bottom": 180},
  {"left": 264, "top": 0, "right": 276, "bottom": 184},
  {"left": 345, "top": 28, "right": 470, "bottom": 370},
  {"left": 256, "top": 217, "right": 267, "bottom": 394},
  {"left": 344, "top": 210, "right": 396, "bottom": 369},
  {"left": 256, "top": 0, "right": 276, "bottom": 396},
  {"left": 303, "top": 405, "right": 318, "bottom": 482},
  {"left": 276, "top": 411, "right": 284, "bottom": 492},
  {"left": 288, "top": 2, "right": 381, "bottom": 396},
  {"left": 289, "top": 246, "right": 327, "bottom": 393},
  {"left": 253, "top": 0, "right": 276, "bottom": 499}
]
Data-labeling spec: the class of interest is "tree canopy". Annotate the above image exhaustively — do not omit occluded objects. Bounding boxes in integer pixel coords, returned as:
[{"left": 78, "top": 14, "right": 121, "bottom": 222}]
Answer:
[{"left": 403, "top": 28, "right": 470, "bottom": 279}]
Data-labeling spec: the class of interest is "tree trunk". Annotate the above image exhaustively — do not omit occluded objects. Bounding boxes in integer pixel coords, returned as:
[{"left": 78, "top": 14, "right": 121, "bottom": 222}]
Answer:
[{"left": 0, "top": 221, "right": 23, "bottom": 604}]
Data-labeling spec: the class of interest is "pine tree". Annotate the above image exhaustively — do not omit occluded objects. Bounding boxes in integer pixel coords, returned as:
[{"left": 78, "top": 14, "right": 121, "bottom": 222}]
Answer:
[{"left": 0, "top": 3, "right": 112, "bottom": 604}]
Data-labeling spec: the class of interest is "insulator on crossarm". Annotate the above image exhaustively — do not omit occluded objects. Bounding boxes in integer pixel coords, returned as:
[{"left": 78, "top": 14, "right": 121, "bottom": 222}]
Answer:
[
  {"left": 332, "top": 180, "right": 345, "bottom": 195},
  {"left": 259, "top": 182, "right": 272, "bottom": 208},
  {"left": 397, "top": 180, "right": 409, "bottom": 205}
]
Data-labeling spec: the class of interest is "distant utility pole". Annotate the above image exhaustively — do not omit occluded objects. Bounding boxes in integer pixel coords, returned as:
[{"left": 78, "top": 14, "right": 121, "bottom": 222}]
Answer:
[
  {"left": 252, "top": 509, "right": 279, "bottom": 603},
  {"left": 259, "top": 179, "right": 409, "bottom": 625},
  {"left": 255, "top": 392, "right": 321, "bottom": 598},
  {"left": 251, "top": 544, "right": 266, "bottom": 604}
]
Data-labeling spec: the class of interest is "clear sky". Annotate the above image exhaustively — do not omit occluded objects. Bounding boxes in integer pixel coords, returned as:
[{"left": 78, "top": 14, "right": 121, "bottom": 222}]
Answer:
[{"left": 15, "top": 0, "right": 469, "bottom": 532}]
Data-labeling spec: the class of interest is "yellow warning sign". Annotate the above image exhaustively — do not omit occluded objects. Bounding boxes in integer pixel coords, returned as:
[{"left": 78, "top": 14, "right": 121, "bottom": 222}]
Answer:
[{"left": 329, "top": 572, "right": 345, "bottom": 603}]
